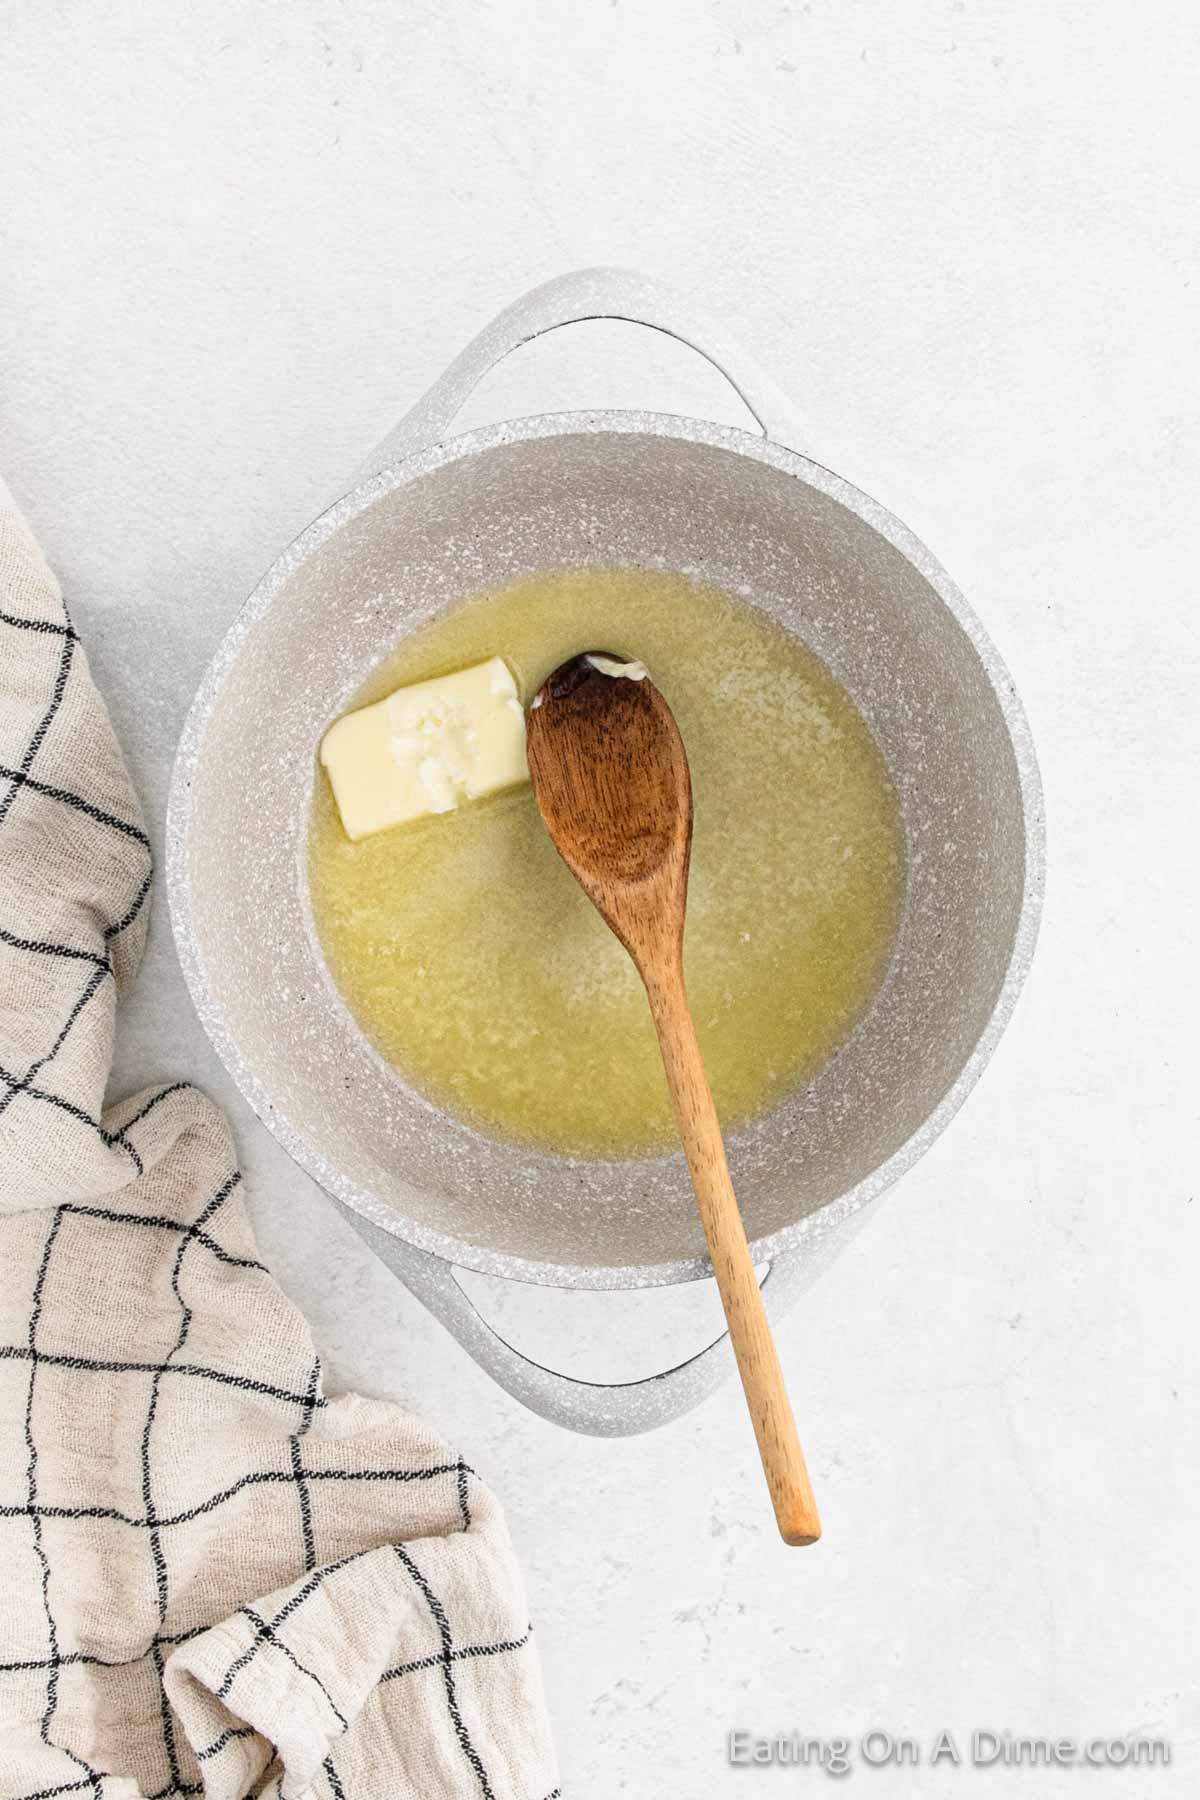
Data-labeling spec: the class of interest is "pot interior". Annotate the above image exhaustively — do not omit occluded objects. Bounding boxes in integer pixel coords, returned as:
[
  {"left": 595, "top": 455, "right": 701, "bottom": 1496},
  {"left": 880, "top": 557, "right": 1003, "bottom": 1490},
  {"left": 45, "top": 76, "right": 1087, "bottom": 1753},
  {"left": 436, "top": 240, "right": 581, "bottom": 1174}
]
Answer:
[{"left": 180, "top": 425, "right": 1031, "bottom": 1278}]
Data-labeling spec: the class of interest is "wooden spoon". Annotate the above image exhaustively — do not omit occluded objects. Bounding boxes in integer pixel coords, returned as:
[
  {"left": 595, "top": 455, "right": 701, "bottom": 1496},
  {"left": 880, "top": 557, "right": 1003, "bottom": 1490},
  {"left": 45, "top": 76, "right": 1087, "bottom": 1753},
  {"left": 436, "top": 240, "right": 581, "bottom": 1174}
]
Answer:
[{"left": 526, "top": 652, "right": 821, "bottom": 1546}]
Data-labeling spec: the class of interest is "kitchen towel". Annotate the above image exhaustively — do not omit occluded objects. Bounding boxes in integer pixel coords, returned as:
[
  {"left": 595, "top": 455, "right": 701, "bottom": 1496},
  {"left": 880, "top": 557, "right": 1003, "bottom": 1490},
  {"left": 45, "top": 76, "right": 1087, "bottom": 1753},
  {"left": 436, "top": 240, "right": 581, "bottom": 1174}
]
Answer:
[{"left": 0, "top": 476, "right": 560, "bottom": 1800}]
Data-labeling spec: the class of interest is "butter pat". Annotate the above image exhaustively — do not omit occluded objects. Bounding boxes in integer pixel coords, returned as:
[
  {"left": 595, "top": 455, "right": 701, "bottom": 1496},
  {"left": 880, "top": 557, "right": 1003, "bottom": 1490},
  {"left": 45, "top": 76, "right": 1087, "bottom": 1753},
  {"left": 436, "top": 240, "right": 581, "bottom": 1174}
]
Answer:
[{"left": 320, "top": 657, "right": 528, "bottom": 840}]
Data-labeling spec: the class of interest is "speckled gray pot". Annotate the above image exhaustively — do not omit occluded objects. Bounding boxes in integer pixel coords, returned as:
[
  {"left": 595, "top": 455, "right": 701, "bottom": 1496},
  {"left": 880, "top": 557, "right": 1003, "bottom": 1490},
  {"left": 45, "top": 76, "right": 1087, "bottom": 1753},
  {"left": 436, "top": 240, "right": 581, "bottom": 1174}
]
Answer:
[{"left": 167, "top": 269, "right": 1043, "bottom": 1435}]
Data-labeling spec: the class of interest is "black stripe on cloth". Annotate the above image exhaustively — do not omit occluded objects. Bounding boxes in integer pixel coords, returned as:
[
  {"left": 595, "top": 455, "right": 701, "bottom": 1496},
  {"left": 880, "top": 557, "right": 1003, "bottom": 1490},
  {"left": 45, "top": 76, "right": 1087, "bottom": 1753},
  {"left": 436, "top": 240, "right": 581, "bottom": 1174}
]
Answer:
[
  {"left": 23, "top": 1209, "right": 103, "bottom": 1800},
  {"left": 140, "top": 1179, "right": 242, "bottom": 1586},
  {"left": 0, "top": 1624, "right": 207, "bottom": 1674},
  {"left": 0, "top": 1341, "right": 333, "bottom": 1409},
  {"left": 299, "top": 1357, "right": 321, "bottom": 1434},
  {"left": 105, "top": 1081, "right": 190, "bottom": 1150},
  {"left": 5, "top": 1188, "right": 283, "bottom": 1309},
  {"left": 193, "top": 1238, "right": 262, "bottom": 1274},
  {"left": 239, "top": 1606, "right": 347, "bottom": 1731},
  {"left": 0, "top": 630, "right": 74, "bottom": 828},
  {"left": 0, "top": 609, "right": 77, "bottom": 639},
  {"left": 104, "top": 864, "right": 153, "bottom": 941},
  {"left": 0, "top": 761, "right": 151, "bottom": 847},
  {"left": 381, "top": 1626, "right": 532, "bottom": 1682},
  {"left": 393, "top": 1545, "right": 496, "bottom": 1800},
  {"left": 0, "top": 1073, "right": 225, "bottom": 1200},
  {"left": 150, "top": 1640, "right": 184, "bottom": 1795},
  {"left": 196, "top": 1723, "right": 257, "bottom": 1762},
  {"left": 10, "top": 1781, "right": 95, "bottom": 1800},
  {"left": 303, "top": 1466, "right": 476, "bottom": 1484},
  {"left": 142, "top": 1176, "right": 238, "bottom": 1791},
  {"left": 0, "top": 1652, "right": 113, "bottom": 1674},
  {"left": 215, "top": 1546, "right": 373, "bottom": 1702},
  {"left": 290, "top": 1435, "right": 316, "bottom": 1573},
  {"left": 456, "top": 1456, "right": 472, "bottom": 1530},
  {"left": 0, "top": 925, "right": 110, "bottom": 971},
  {"left": 0, "top": 962, "right": 112, "bottom": 1123},
  {"left": 0, "top": 1460, "right": 466, "bottom": 1530},
  {"left": 290, "top": 1357, "right": 321, "bottom": 1574},
  {"left": 246, "top": 1546, "right": 367, "bottom": 1633},
  {"left": 59, "top": 1197, "right": 265, "bottom": 1270},
  {"left": 324, "top": 1756, "right": 348, "bottom": 1800},
  {"left": 0, "top": 1061, "right": 136, "bottom": 1163},
  {"left": 0, "top": 1069, "right": 143, "bottom": 1175}
]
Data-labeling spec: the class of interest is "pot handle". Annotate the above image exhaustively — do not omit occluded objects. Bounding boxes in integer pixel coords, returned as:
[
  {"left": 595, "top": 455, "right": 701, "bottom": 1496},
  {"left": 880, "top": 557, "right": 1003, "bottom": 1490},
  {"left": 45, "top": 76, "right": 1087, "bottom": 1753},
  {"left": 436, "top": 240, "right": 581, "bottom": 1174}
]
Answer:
[
  {"left": 358, "top": 265, "right": 805, "bottom": 482},
  {"left": 333, "top": 1196, "right": 845, "bottom": 1437}
]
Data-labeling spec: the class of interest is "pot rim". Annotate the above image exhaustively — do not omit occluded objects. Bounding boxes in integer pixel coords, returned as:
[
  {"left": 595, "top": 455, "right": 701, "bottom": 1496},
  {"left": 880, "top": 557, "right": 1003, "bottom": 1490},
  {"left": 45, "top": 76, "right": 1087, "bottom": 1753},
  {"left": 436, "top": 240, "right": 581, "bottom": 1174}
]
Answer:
[{"left": 166, "top": 408, "right": 1045, "bottom": 1291}]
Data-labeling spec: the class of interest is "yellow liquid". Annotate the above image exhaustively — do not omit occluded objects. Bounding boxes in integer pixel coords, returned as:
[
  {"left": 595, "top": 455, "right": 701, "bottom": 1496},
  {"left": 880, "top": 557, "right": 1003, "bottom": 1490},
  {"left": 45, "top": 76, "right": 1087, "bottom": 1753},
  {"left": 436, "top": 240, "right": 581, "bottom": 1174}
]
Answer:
[{"left": 307, "top": 567, "right": 904, "bottom": 1157}]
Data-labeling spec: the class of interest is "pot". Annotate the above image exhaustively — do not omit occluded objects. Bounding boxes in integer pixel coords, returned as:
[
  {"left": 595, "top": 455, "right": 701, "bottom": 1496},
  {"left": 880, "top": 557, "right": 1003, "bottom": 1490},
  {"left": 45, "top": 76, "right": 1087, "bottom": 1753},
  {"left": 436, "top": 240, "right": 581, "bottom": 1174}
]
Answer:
[{"left": 167, "top": 268, "right": 1043, "bottom": 1435}]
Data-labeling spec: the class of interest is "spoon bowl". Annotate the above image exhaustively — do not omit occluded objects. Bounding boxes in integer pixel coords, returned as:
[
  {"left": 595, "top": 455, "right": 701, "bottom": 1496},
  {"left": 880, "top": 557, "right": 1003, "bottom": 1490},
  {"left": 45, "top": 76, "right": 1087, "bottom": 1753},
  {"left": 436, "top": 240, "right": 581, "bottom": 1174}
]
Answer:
[{"left": 528, "top": 653, "right": 691, "bottom": 968}]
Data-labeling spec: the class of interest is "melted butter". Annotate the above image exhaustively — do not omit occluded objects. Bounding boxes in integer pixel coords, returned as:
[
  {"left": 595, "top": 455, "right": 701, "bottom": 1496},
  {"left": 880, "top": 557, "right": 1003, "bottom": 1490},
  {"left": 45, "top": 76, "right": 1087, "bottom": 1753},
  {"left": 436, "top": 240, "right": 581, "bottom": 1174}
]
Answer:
[{"left": 307, "top": 566, "right": 904, "bottom": 1157}]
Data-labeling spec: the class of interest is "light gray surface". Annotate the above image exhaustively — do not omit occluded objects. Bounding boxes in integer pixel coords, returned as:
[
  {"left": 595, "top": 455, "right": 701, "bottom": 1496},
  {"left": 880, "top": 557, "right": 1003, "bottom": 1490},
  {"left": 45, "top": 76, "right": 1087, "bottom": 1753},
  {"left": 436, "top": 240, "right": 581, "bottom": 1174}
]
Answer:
[{"left": 2, "top": 4, "right": 1198, "bottom": 1796}]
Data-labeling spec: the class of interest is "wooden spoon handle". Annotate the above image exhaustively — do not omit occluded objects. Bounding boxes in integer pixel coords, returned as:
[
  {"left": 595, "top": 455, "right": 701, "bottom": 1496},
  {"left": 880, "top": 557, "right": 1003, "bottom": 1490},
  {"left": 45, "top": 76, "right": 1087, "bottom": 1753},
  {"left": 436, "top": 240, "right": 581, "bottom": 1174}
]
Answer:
[{"left": 645, "top": 969, "right": 821, "bottom": 1546}]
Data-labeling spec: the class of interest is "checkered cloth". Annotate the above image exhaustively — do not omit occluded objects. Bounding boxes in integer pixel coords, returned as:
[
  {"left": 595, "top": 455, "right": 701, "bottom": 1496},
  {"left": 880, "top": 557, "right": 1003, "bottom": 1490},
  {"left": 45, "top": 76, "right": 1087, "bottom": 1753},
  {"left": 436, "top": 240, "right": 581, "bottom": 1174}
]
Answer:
[{"left": 0, "top": 478, "right": 560, "bottom": 1800}]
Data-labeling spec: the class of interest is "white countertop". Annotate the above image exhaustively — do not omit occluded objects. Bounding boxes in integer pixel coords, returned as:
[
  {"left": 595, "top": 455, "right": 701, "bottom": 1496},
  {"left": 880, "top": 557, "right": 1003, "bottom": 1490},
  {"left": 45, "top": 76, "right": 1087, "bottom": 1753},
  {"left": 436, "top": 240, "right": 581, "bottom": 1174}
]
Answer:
[{"left": 3, "top": 4, "right": 1197, "bottom": 1794}]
